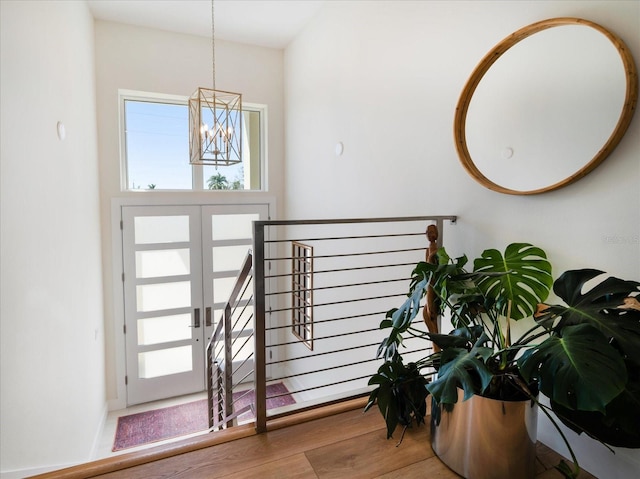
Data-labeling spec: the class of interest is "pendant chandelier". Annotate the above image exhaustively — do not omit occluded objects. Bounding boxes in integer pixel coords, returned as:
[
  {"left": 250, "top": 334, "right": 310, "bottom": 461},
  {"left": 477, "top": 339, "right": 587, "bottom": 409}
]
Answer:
[{"left": 189, "top": 0, "right": 242, "bottom": 166}]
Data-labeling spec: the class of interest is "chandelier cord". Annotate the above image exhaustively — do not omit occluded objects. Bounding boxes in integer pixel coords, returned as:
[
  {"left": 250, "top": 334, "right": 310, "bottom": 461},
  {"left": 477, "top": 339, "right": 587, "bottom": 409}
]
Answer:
[{"left": 211, "top": 0, "right": 216, "bottom": 91}]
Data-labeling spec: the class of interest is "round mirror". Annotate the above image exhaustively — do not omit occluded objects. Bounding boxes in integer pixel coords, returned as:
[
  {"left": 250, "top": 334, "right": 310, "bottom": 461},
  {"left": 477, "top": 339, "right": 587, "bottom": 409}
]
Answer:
[{"left": 454, "top": 17, "right": 638, "bottom": 195}]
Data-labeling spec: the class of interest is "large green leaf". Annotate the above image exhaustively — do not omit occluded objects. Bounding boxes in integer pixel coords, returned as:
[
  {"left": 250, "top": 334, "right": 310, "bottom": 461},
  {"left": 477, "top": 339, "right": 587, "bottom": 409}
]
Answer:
[
  {"left": 473, "top": 243, "right": 553, "bottom": 320},
  {"left": 391, "top": 275, "right": 427, "bottom": 331},
  {"left": 545, "top": 269, "right": 640, "bottom": 367},
  {"left": 375, "top": 274, "right": 429, "bottom": 362},
  {"left": 528, "top": 270, "right": 640, "bottom": 446},
  {"left": 549, "top": 380, "right": 640, "bottom": 448},
  {"left": 427, "top": 333, "right": 494, "bottom": 404},
  {"left": 366, "top": 360, "right": 428, "bottom": 438},
  {"left": 518, "top": 324, "right": 627, "bottom": 412}
]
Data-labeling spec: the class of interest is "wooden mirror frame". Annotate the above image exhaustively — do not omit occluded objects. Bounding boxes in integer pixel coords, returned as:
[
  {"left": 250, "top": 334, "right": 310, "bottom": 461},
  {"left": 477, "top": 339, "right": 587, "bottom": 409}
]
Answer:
[{"left": 454, "top": 17, "right": 638, "bottom": 195}]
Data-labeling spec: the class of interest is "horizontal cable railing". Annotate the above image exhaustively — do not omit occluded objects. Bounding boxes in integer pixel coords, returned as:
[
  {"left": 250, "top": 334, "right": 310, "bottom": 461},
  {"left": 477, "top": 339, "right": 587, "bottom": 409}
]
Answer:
[
  {"left": 207, "top": 251, "right": 256, "bottom": 430},
  {"left": 252, "top": 216, "right": 457, "bottom": 432}
]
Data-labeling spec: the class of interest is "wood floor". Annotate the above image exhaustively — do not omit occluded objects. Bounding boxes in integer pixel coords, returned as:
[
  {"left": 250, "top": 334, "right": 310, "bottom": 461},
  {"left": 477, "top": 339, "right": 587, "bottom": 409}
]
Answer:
[{"left": 35, "top": 399, "right": 597, "bottom": 479}]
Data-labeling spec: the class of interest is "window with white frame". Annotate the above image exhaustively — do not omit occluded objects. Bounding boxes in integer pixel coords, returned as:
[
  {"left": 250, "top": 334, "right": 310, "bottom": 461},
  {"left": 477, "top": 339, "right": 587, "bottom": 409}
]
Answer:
[{"left": 120, "top": 91, "right": 265, "bottom": 191}]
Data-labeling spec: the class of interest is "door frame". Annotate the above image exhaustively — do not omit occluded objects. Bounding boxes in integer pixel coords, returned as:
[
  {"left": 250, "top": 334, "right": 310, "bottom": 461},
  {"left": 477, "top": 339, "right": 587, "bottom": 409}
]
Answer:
[{"left": 109, "top": 194, "right": 275, "bottom": 411}]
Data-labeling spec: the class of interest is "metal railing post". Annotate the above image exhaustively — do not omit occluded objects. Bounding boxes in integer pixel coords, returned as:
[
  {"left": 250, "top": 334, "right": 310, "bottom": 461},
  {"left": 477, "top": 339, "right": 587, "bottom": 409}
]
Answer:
[
  {"left": 207, "top": 348, "right": 214, "bottom": 429},
  {"left": 253, "top": 221, "right": 267, "bottom": 433},
  {"left": 223, "top": 303, "right": 234, "bottom": 428}
]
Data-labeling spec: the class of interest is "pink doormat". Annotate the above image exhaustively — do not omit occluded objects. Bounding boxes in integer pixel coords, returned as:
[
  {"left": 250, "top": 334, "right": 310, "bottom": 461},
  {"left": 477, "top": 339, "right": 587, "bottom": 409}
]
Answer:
[{"left": 113, "top": 383, "right": 294, "bottom": 451}]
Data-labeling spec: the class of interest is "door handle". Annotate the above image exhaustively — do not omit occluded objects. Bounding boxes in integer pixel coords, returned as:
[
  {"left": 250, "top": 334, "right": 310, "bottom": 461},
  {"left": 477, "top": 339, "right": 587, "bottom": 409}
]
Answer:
[
  {"left": 192, "top": 308, "right": 201, "bottom": 328},
  {"left": 205, "top": 307, "right": 212, "bottom": 327}
]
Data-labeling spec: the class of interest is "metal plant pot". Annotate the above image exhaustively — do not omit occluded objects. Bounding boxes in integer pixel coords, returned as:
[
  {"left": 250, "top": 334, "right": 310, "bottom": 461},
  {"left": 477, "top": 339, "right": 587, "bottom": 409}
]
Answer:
[{"left": 431, "top": 388, "right": 538, "bottom": 479}]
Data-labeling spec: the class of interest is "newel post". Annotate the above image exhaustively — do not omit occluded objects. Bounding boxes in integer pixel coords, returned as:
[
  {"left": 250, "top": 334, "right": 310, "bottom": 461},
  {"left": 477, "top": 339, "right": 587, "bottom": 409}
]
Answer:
[{"left": 253, "top": 221, "right": 267, "bottom": 433}]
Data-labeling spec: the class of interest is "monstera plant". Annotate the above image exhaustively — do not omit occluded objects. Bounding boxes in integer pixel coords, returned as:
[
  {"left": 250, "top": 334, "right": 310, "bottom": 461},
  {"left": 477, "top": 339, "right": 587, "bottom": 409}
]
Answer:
[{"left": 366, "top": 243, "right": 640, "bottom": 478}]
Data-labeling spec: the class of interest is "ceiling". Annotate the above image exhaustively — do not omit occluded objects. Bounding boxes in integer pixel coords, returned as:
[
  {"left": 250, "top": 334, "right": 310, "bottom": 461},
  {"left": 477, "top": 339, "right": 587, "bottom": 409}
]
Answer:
[{"left": 86, "top": 0, "right": 325, "bottom": 49}]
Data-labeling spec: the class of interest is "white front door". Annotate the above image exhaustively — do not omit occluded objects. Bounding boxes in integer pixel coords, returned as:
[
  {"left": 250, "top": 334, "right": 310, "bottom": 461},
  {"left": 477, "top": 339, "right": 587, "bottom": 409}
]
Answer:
[{"left": 122, "top": 204, "right": 268, "bottom": 406}]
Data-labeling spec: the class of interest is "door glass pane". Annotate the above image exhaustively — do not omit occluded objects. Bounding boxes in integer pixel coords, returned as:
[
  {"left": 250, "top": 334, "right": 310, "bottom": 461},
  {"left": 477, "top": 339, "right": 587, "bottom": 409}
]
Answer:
[
  {"left": 136, "top": 281, "right": 191, "bottom": 312},
  {"left": 134, "top": 216, "right": 189, "bottom": 244},
  {"left": 213, "top": 276, "right": 235, "bottom": 305},
  {"left": 212, "top": 245, "right": 251, "bottom": 272},
  {"left": 211, "top": 213, "right": 260, "bottom": 240},
  {"left": 137, "top": 314, "right": 191, "bottom": 346},
  {"left": 138, "top": 345, "right": 192, "bottom": 379},
  {"left": 136, "top": 249, "right": 190, "bottom": 278}
]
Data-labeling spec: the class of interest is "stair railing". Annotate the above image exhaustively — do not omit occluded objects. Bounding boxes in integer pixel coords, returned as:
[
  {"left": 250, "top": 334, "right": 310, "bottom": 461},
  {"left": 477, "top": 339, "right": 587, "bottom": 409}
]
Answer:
[
  {"left": 206, "top": 250, "right": 254, "bottom": 430},
  {"left": 207, "top": 215, "right": 457, "bottom": 434},
  {"left": 252, "top": 216, "right": 457, "bottom": 432}
]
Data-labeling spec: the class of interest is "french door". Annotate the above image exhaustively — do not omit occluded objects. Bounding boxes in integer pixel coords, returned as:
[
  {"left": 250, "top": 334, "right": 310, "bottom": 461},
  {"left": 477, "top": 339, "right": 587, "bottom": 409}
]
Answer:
[{"left": 122, "top": 204, "right": 268, "bottom": 405}]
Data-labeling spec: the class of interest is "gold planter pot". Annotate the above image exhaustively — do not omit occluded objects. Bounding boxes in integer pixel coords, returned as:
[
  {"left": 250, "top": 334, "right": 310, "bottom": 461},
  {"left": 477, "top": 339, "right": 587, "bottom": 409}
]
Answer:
[{"left": 431, "top": 388, "right": 538, "bottom": 479}]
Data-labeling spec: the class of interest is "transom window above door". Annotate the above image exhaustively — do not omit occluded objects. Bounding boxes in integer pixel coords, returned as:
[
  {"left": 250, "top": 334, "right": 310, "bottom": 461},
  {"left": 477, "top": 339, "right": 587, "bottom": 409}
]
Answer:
[{"left": 120, "top": 90, "right": 265, "bottom": 192}]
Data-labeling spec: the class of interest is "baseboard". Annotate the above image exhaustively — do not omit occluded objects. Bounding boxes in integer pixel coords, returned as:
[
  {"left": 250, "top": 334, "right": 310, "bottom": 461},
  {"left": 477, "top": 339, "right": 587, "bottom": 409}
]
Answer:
[
  {"left": 2, "top": 403, "right": 109, "bottom": 479},
  {"left": 1, "top": 463, "right": 76, "bottom": 479}
]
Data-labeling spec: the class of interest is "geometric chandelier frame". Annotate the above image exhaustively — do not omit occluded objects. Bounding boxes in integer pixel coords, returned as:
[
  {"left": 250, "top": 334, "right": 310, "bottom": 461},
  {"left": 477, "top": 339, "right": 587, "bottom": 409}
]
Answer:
[
  {"left": 189, "top": 87, "right": 242, "bottom": 166},
  {"left": 188, "top": 0, "right": 243, "bottom": 167}
]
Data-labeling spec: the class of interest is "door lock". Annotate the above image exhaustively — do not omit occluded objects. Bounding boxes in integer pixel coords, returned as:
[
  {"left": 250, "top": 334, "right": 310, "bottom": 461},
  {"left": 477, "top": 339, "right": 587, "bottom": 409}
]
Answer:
[{"left": 192, "top": 308, "right": 201, "bottom": 328}]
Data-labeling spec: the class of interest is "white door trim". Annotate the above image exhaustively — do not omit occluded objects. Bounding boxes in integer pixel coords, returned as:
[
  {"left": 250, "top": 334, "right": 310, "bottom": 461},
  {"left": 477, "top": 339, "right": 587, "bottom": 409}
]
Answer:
[{"left": 109, "top": 194, "right": 275, "bottom": 411}]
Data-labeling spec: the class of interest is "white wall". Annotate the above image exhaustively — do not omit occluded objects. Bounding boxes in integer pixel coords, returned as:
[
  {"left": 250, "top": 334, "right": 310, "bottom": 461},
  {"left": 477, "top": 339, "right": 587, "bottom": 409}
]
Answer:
[
  {"left": 0, "top": 1, "right": 106, "bottom": 476},
  {"left": 1, "top": 0, "right": 636, "bottom": 475},
  {"left": 94, "top": 21, "right": 284, "bottom": 407},
  {"left": 284, "top": 1, "right": 639, "bottom": 478}
]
